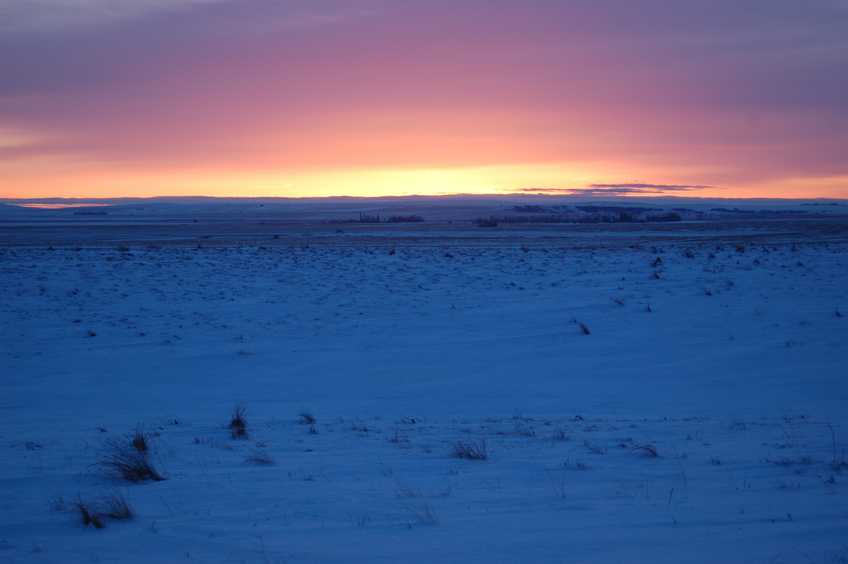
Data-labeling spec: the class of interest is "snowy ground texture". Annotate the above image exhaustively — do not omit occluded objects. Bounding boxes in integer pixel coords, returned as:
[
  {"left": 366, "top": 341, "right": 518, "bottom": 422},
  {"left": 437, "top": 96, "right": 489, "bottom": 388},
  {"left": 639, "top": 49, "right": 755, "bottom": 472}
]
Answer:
[{"left": 2, "top": 236, "right": 847, "bottom": 563}]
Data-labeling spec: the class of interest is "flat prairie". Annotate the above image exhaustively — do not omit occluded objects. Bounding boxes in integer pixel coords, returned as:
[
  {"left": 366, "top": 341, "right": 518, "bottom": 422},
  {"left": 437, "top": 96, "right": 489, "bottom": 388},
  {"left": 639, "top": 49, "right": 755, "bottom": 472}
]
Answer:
[{"left": 2, "top": 203, "right": 847, "bottom": 563}]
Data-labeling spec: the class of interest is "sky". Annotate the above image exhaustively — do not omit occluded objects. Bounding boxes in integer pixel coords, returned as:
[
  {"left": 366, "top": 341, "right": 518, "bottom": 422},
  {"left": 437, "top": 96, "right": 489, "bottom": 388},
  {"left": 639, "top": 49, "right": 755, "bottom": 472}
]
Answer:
[{"left": 2, "top": 0, "right": 848, "bottom": 199}]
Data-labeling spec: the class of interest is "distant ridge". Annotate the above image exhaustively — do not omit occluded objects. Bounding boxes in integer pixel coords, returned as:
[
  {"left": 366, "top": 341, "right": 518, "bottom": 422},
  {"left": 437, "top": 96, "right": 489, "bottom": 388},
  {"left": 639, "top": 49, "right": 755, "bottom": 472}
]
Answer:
[{"left": 4, "top": 195, "right": 847, "bottom": 208}]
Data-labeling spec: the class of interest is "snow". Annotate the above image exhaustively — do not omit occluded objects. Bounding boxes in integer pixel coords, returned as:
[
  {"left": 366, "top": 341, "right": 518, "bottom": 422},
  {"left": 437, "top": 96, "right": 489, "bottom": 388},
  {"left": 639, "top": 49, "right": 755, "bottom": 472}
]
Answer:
[{"left": 2, "top": 227, "right": 847, "bottom": 563}]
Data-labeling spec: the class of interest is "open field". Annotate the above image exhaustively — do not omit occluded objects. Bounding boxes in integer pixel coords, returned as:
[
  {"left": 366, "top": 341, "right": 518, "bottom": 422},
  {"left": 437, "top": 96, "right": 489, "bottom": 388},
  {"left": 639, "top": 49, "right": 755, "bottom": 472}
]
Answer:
[
  {"left": 3, "top": 199, "right": 848, "bottom": 248},
  {"left": 2, "top": 205, "right": 847, "bottom": 563}
]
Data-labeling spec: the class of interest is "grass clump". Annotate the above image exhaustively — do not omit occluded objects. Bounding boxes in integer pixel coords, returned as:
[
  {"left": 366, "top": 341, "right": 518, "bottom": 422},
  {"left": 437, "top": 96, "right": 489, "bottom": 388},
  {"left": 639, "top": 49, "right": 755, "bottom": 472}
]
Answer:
[
  {"left": 48, "top": 493, "right": 68, "bottom": 512},
  {"left": 631, "top": 444, "right": 660, "bottom": 458},
  {"left": 562, "top": 459, "right": 588, "bottom": 469},
  {"left": 552, "top": 427, "right": 569, "bottom": 442},
  {"left": 404, "top": 498, "right": 439, "bottom": 525},
  {"left": 74, "top": 498, "right": 104, "bottom": 529},
  {"left": 98, "top": 490, "right": 135, "bottom": 520},
  {"left": 129, "top": 425, "right": 155, "bottom": 453},
  {"left": 73, "top": 491, "right": 134, "bottom": 528},
  {"left": 229, "top": 402, "right": 250, "bottom": 439},
  {"left": 100, "top": 428, "right": 165, "bottom": 482},
  {"left": 297, "top": 410, "right": 316, "bottom": 425},
  {"left": 582, "top": 436, "right": 606, "bottom": 454},
  {"left": 101, "top": 446, "right": 165, "bottom": 482},
  {"left": 449, "top": 439, "right": 488, "bottom": 460},
  {"left": 244, "top": 447, "right": 275, "bottom": 465},
  {"left": 512, "top": 424, "right": 536, "bottom": 437},
  {"left": 397, "top": 483, "right": 439, "bottom": 524}
]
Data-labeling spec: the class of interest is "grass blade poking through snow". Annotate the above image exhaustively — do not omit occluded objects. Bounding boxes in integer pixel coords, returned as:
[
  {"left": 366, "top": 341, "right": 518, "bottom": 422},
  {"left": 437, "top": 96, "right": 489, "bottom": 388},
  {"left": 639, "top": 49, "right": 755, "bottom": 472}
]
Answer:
[
  {"left": 396, "top": 482, "right": 440, "bottom": 525},
  {"left": 572, "top": 317, "right": 590, "bottom": 334}
]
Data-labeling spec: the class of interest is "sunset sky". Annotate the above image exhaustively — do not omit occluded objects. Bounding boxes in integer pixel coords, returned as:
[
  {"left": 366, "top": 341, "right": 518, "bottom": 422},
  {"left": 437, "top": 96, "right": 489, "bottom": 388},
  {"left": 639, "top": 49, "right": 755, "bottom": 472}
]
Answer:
[{"left": 2, "top": 0, "right": 847, "bottom": 199}]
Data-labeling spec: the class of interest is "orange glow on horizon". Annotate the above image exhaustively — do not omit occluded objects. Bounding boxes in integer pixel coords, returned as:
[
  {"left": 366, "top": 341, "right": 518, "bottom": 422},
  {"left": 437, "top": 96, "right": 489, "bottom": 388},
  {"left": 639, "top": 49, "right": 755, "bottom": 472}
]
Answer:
[{"left": 3, "top": 158, "right": 846, "bottom": 201}]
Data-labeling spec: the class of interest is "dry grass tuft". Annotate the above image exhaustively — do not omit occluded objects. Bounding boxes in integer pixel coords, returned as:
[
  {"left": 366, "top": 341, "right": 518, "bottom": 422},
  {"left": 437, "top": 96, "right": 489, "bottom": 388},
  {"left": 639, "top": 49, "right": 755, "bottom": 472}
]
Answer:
[
  {"left": 297, "top": 410, "right": 316, "bottom": 425},
  {"left": 101, "top": 446, "right": 166, "bottom": 482},
  {"left": 631, "top": 444, "right": 660, "bottom": 458},
  {"left": 582, "top": 436, "right": 606, "bottom": 454},
  {"left": 98, "top": 490, "right": 135, "bottom": 520},
  {"left": 74, "top": 499, "right": 104, "bottom": 529},
  {"left": 229, "top": 402, "right": 250, "bottom": 439},
  {"left": 244, "top": 447, "right": 275, "bottom": 465},
  {"left": 449, "top": 439, "right": 488, "bottom": 460},
  {"left": 73, "top": 490, "right": 134, "bottom": 528}
]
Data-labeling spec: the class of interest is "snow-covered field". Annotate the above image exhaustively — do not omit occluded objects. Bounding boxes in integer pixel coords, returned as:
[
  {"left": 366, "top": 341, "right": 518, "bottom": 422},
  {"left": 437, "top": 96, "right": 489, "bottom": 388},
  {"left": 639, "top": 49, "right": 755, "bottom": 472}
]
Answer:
[{"left": 2, "top": 228, "right": 847, "bottom": 563}]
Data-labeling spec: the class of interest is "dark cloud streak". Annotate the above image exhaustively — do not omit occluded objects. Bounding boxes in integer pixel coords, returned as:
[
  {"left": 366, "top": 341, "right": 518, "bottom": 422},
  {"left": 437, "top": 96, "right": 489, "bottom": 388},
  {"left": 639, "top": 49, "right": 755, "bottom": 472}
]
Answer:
[
  {"left": 589, "top": 184, "right": 711, "bottom": 191},
  {"left": 517, "top": 184, "right": 714, "bottom": 196}
]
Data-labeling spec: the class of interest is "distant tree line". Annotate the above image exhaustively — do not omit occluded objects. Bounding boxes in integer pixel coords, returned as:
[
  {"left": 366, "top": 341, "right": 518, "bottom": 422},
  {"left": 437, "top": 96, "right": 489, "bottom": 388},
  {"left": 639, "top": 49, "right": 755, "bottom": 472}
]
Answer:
[
  {"left": 326, "top": 214, "right": 426, "bottom": 224},
  {"left": 473, "top": 211, "right": 682, "bottom": 226},
  {"left": 478, "top": 214, "right": 576, "bottom": 224}
]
